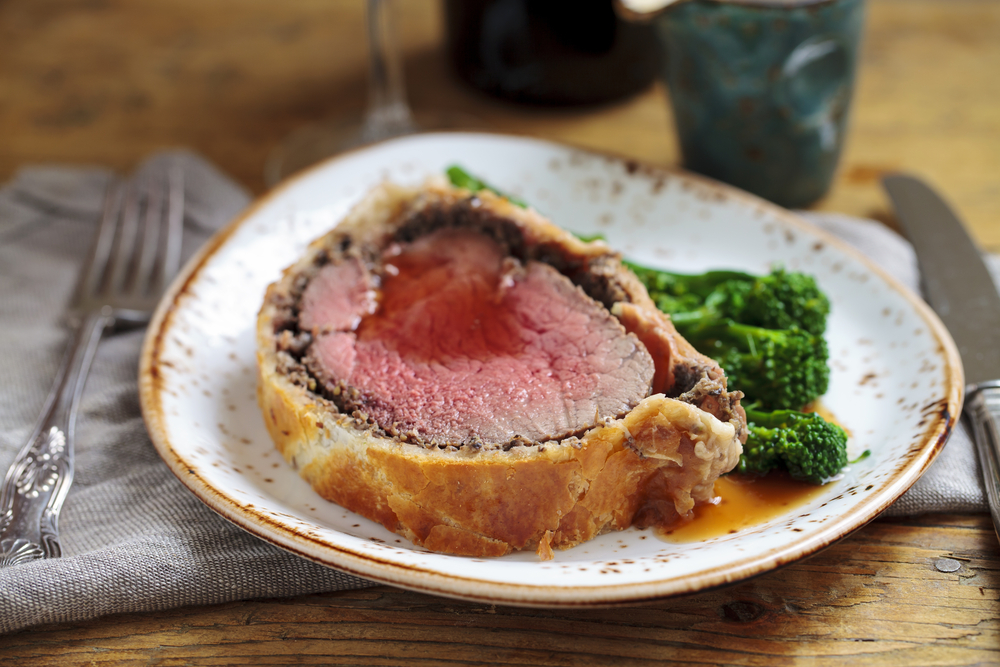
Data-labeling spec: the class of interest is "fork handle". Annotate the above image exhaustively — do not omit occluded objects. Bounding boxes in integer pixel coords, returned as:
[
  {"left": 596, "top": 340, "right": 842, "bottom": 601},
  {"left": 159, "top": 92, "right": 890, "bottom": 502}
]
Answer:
[{"left": 0, "top": 310, "right": 111, "bottom": 566}]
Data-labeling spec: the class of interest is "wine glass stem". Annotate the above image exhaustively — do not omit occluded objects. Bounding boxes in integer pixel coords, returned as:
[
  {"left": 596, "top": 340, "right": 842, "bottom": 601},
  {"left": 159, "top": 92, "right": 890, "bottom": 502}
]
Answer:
[{"left": 361, "top": 0, "right": 417, "bottom": 143}]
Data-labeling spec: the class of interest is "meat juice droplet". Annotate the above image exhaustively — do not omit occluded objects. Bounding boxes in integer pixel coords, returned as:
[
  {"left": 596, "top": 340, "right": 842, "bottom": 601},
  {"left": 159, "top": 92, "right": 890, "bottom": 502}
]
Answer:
[{"left": 656, "top": 472, "right": 830, "bottom": 543}]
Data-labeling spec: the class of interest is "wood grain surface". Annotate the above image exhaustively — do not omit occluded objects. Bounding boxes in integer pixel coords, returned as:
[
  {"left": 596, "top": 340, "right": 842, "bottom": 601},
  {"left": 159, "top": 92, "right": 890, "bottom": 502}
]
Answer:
[
  {"left": 1, "top": 514, "right": 997, "bottom": 665},
  {"left": 0, "top": 0, "right": 998, "bottom": 663}
]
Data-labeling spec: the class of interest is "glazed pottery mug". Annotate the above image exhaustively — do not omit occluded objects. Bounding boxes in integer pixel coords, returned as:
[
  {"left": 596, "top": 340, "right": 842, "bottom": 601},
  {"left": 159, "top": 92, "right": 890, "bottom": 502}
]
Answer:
[{"left": 622, "top": 0, "right": 865, "bottom": 208}]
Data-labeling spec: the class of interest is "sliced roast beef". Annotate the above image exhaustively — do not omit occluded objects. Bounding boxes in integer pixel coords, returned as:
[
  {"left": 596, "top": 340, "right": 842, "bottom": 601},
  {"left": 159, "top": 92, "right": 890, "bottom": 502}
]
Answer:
[{"left": 300, "top": 228, "right": 655, "bottom": 446}]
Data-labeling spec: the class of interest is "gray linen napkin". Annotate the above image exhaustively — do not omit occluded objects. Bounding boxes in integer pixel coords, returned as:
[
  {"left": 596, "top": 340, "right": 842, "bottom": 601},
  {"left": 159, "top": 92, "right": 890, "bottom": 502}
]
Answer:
[{"left": 0, "top": 154, "right": 989, "bottom": 634}]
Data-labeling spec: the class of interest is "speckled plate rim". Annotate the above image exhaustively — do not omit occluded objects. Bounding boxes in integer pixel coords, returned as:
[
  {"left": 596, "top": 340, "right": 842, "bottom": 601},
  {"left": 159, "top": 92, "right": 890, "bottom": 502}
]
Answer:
[{"left": 139, "top": 132, "right": 963, "bottom": 607}]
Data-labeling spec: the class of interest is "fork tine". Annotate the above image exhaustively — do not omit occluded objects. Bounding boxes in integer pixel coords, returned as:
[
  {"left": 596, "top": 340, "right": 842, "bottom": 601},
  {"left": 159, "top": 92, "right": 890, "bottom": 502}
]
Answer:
[
  {"left": 75, "top": 179, "right": 124, "bottom": 308},
  {"left": 130, "top": 173, "right": 166, "bottom": 300},
  {"left": 106, "top": 173, "right": 145, "bottom": 298},
  {"left": 159, "top": 164, "right": 185, "bottom": 293},
  {"left": 73, "top": 163, "right": 186, "bottom": 323}
]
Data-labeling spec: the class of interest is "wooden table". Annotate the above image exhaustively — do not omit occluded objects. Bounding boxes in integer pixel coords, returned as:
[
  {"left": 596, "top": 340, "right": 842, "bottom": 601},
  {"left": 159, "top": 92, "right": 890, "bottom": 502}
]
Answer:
[{"left": 1, "top": 0, "right": 998, "bottom": 663}]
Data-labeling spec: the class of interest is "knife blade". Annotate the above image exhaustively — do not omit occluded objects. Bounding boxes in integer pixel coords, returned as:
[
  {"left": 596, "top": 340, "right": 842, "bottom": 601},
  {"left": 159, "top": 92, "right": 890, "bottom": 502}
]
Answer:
[{"left": 883, "top": 174, "right": 1000, "bottom": 539}]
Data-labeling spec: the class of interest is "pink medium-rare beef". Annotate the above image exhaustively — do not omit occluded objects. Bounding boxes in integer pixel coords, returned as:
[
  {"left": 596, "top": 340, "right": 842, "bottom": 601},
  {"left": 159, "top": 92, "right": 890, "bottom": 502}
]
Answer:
[{"left": 301, "top": 228, "right": 655, "bottom": 446}]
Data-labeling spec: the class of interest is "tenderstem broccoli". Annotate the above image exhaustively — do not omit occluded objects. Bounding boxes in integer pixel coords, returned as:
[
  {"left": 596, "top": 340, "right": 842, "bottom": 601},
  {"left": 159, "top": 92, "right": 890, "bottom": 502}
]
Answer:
[
  {"left": 626, "top": 264, "right": 830, "bottom": 336},
  {"left": 628, "top": 263, "right": 831, "bottom": 410},
  {"left": 738, "top": 409, "right": 848, "bottom": 484},
  {"left": 628, "top": 262, "right": 846, "bottom": 482}
]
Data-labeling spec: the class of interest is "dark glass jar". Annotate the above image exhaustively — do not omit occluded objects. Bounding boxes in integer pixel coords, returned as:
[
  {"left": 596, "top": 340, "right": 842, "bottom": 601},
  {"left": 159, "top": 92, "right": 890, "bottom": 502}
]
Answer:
[{"left": 444, "top": 0, "right": 659, "bottom": 106}]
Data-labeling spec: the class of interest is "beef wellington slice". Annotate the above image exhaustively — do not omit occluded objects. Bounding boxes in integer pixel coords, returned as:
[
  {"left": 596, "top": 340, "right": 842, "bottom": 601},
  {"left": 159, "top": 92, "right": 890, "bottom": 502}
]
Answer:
[{"left": 256, "top": 178, "right": 746, "bottom": 559}]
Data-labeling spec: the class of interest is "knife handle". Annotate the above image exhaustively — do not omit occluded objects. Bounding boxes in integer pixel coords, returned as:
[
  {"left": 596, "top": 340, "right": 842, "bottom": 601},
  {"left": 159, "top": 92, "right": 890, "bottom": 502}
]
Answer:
[{"left": 967, "top": 381, "right": 1000, "bottom": 539}]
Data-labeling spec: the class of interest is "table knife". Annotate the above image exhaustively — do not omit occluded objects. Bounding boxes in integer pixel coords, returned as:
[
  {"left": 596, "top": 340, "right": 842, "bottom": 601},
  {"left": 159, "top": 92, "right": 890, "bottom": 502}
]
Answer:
[{"left": 883, "top": 174, "right": 1000, "bottom": 539}]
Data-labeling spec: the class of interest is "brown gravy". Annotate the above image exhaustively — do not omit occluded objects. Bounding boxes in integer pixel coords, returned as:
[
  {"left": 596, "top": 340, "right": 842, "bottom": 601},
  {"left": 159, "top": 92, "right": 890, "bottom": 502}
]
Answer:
[
  {"left": 656, "top": 402, "right": 849, "bottom": 543},
  {"left": 656, "top": 472, "right": 832, "bottom": 543}
]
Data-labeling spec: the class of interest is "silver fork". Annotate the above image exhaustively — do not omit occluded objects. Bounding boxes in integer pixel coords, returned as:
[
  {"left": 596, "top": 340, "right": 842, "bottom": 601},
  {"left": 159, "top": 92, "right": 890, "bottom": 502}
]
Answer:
[{"left": 0, "top": 165, "right": 184, "bottom": 567}]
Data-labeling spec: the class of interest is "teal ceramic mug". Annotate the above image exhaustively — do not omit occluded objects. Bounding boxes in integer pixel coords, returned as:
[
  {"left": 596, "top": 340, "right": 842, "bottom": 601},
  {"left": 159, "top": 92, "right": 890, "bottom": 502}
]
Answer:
[{"left": 626, "top": 0, "right": 865, "bottom": 208}]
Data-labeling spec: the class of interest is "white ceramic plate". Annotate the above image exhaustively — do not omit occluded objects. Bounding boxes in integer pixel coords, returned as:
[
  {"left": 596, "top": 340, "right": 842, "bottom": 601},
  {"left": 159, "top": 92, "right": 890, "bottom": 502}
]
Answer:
[{"left": 139, "top": 133, "right": 962, "bottom": 606}]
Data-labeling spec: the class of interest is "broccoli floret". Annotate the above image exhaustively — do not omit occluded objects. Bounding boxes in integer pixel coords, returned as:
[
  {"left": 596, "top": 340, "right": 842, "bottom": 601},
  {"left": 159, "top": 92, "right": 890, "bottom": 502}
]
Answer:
[
  {"left": 738, "top": 409, "right": 848, "bottom": 484},
  {"left": 446, "top": 165, "right": 527, "bottom": 208},
  {"left": 709, "top": 268, "right": 830, "bottom": 336}
]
